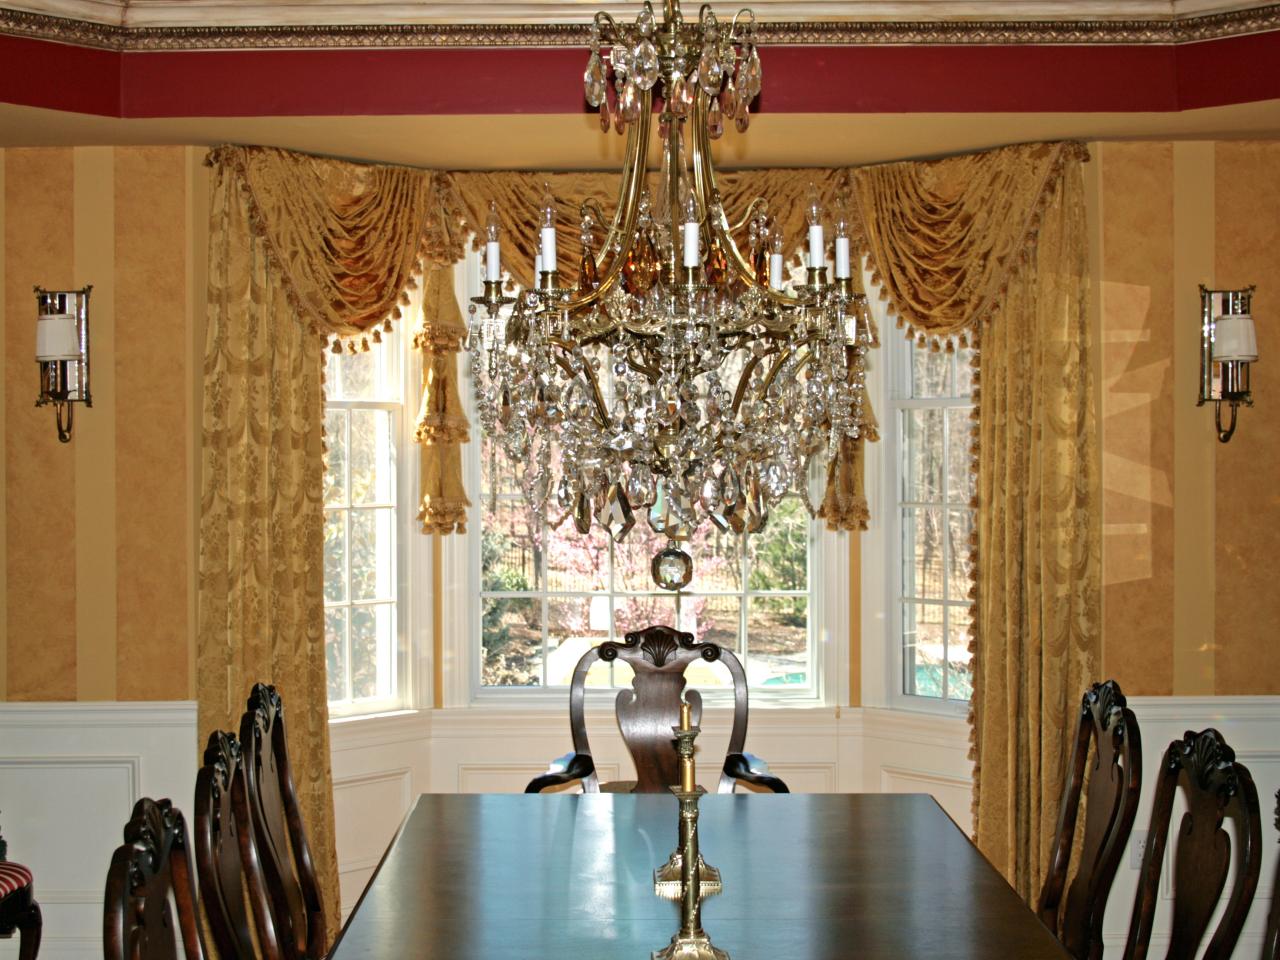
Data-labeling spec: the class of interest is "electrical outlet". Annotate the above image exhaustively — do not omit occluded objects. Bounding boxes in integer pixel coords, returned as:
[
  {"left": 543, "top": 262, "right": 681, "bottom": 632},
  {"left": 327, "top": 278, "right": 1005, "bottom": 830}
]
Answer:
[{"left": 1130, "top": 830, "right": 1148, "bottom": 869}]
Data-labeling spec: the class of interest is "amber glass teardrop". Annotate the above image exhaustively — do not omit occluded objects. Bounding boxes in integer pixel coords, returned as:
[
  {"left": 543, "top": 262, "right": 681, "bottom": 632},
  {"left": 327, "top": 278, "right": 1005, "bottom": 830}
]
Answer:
[
  {"left": 623, "top": 233, "right": 660, "bottom": 296},
  {"left": 575, "top": 243, "right": 600, "bottom": 297}
]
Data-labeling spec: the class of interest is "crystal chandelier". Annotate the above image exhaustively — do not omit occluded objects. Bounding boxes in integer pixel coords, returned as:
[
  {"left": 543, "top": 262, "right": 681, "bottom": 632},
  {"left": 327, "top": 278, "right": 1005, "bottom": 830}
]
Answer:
[{"left": 467, "top": 0, "right": 872, "bottom": 590}]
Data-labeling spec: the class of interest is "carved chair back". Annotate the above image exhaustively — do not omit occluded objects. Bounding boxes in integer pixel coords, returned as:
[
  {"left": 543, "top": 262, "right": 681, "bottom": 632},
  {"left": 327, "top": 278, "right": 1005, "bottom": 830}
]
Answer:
[
  {"left": 194, "top": 730, "right": 280, "bottom": 960},
  {"left": 239, "top": 684, "right": 326, "bottom": 960},
  {"left": 563, "top": 625, "right": 769, "bottom": 794},
  {"left": 1122, "top": 728, "right": 1263, "bottom": 960},
  {"left": 1038, "top": 680, "right": 1142, "bottom": 960},
  {"left": 1263, "top": 789, "right": 1279, "bottom": 960},
  {"left": 103, "top": 798, "right": 205, "bottom": 960}
]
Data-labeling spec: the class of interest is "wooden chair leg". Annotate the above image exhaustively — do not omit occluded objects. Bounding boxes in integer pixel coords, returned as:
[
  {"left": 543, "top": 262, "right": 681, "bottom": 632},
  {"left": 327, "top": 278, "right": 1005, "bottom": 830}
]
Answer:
[{"left": 16, "top": 901, "right": 41, "bottom": 960}]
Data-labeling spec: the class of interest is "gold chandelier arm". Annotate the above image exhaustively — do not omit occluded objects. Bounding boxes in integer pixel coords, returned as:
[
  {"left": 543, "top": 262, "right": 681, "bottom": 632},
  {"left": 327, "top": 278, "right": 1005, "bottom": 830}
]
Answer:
[
  {"left": 730, "top": 196, "right": 768, "bottom": 233},
  {"left": 550, "top": 344, "right": 612, "bottom": 427},
  {"left": 560, "top": 88, "right": 653, "bottom": 313},
  {"left": 689, "top": 90, "right": 812, "bottom": 310}
]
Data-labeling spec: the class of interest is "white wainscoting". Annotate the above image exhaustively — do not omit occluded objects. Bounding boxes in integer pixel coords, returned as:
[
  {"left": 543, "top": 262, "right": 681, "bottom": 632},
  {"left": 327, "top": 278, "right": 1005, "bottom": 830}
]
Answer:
[
  {"left": 0, "top": 701, "right": 198, "bottom": 960},
  {"left": 1101, "top": 696, "right": 1279, "bottom": 958}
]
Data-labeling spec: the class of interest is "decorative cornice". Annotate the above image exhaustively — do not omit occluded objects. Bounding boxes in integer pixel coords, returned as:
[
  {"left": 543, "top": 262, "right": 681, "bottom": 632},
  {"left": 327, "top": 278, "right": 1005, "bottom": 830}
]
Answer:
[{"left": 2, "top": 3, "right": 1279, "bottom": 50}]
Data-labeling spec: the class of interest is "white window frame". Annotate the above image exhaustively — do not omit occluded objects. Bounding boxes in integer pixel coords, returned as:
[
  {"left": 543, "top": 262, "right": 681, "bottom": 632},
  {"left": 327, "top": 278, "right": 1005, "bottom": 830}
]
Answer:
[
  {"left": 860, "top": 272, "right": 972, "bottom": 717},
  {"left": 440, "top": 254, "right": 847, "bottom": 709},
  {"left": 324, "top": 291, "right": 434, "bottom": 718}
]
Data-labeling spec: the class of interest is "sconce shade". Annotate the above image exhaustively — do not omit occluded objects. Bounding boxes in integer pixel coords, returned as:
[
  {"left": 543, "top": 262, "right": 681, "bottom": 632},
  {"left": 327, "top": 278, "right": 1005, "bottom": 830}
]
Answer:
[
  {"left": 1212, "top": 312, "right": 1258, "bottom": 363},
  {"left": 34, "top": 285, "right": 92, "bottom": 443},
  {"left": 36, "top": 312, "right": 81, "bottom": 362}
]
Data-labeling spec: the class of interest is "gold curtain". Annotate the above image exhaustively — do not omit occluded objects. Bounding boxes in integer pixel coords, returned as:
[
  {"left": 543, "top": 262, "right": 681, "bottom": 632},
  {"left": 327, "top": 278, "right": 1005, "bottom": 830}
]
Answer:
[
  {"left": 852, "top": 141, "right": 1099, "bottom": 899},
  {"left": 199, "top": 145, "right": 442, "bottom": 939},
  {"left": 442, "top": 167, "right": 873, "bottom": 531}
]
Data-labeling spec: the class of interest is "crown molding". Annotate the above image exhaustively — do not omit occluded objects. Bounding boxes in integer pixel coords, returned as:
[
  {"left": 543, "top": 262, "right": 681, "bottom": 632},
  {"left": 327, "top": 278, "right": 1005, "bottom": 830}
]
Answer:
[{"left": 2, "top": 1, "right": 1279, "bottom": 49}]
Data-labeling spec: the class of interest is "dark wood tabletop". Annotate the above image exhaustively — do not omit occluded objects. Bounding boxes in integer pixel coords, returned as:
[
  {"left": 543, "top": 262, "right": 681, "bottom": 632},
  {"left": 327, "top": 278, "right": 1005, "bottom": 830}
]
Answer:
[{"left": 329, "top": 793, "right": 1070, "bottom": 959}]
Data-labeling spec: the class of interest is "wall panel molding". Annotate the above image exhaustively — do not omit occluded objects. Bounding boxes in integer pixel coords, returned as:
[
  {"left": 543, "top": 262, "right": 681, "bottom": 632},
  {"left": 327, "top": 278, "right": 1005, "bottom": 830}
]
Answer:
[{"left": 0, "top": 701, "right": 197, "bottom": 960}]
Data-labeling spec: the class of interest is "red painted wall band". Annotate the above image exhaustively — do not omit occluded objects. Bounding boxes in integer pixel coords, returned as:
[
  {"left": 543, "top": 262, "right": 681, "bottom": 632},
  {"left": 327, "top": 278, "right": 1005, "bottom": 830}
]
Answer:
[{"left": 3, "top": 29, "right": 1278, "bottom": 118}]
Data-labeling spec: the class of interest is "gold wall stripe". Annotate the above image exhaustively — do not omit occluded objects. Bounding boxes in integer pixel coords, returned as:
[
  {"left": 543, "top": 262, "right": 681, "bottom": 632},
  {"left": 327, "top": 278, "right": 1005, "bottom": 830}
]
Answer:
[
  {"left": 1084, "top": 144, "right": 1105, "bottom": 680},
  {"left": 114, "top": 147, "right": 190, "bottom": 699},
  {"left": 185, "top": 147, "right": 210, "bottom": 700},
  {"left": 73, "top": 146, "right": 118, "bottom": 701},
  {"left": 1212, "top": 142, "right": 1280, "bottom": 695},
  {"left": 1099, "top": 142, "right": 1176, "bottom": 696},
  {"left": 0, "top": 151, "right": 7, "bottom": 699},
  {"left": 5, "top": 148, "right": 78, "bottom": 700},
  {"left": 1171, "top": 141, "right": 1216, "bottom": 696}
]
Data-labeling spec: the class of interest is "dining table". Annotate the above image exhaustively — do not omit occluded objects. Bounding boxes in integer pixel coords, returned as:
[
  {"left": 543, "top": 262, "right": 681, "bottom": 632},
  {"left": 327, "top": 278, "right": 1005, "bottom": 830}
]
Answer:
[{"left": 328, "top": 792, "right": 1070, "bottom": 959}]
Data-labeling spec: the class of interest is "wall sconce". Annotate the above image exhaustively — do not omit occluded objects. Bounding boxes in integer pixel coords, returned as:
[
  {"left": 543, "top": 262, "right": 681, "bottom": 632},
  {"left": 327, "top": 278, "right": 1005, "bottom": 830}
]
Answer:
[
  {"left": 1199, "top": 285, "right": 1258, "bottom": 443},
  {"left": 35, "top": 286, "right": 92, "bottom": 443}
]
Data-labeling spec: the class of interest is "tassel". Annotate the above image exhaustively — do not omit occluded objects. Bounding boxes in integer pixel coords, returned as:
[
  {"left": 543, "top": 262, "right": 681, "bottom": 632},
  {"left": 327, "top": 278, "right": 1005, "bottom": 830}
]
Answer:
[
  {"left": 348, "top": 340, "right": 358, "bottom": 355},
  {"left": 929, "top": 339, "right": 941, "bottom": 354},
  {"left": 916, "top": 333, "right": 926, "bottom": 348},
  {"left": 372, "top": 328, "right": 382, "bottom": 344},
  {"left": 361, "top": 337, "right": 370, "bottom": 353},
  {"left": 384, "top": 318, "right": 393, "bottom": 332},
  {"left": 331, "top": 338, "right": 344, "bottom": 355},
  {"left": 392, "top": 306, "right": 403, "bottom": 320},
  {"left": 399, "top": 290, "right": 411, "bottom": 306},
  {"left": 944, "top": 340, "right": 956, "bottom": 354}
]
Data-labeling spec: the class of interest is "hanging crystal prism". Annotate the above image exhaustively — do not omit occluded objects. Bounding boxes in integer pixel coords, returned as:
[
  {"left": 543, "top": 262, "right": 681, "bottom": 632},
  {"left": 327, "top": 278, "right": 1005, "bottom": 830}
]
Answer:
[
  {"left": 707, "top": 96, "right": 724, "bottom": 139},
  {"left": 668, "top": 72, "right": 689, "bottom": 116},
  {"left": 573, "top": 490, "right": 593, "bottom": 535},
  {"left": 602, "top": 482, "right": 636, "bottom": 542},
  {"left": 584, "top": 51, "right": 607, "bottom": 107},
  {"left": 633, "top": 40, "right": 660, "bottom": 90}
]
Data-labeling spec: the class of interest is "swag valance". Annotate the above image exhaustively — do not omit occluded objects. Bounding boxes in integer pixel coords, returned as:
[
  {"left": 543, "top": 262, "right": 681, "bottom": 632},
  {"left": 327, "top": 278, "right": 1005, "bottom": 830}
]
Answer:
[{"left": 199, "top": 140, "right": 1099, "bottom": 934}]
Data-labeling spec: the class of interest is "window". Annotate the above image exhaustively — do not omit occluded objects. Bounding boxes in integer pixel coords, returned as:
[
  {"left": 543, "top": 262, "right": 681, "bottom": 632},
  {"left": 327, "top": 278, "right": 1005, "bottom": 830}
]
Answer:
[
  {"left": 323, "top": 324, "right": 406, "bottom": 714},
  {"left": 890, "top": 338, "right": 976, "bottom": 704},
  {"left": 477, "top": 445, "right": 815, "bottom": 693}
]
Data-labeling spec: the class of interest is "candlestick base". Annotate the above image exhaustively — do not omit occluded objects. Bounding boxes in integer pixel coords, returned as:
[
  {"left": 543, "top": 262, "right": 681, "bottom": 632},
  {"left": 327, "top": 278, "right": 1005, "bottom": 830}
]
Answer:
[
  {"left": 653, "top": 850, "right": 721, "bottom": 900},
  {"left": 651, "top": 933, "right": 731, "bottom": 960}
]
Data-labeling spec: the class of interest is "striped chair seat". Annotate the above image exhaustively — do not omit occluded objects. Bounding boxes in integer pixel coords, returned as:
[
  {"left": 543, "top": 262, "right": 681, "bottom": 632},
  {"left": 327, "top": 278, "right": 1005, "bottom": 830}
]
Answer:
[{"left": 0, "top": 862, "right": 33, "bottom": 900}]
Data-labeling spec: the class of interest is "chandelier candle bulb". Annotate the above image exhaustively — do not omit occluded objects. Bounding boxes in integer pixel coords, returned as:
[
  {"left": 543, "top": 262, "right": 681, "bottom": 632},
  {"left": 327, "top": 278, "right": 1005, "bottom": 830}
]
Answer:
[
  {"left": 680, "top": 700, "right": 692, "bottom": 731},
  {"left": 485, "top": 201, "right": 502, "bottom": 282},
  {"left": 539, "top": 186, "right": 557, "bottom": 275},
  {"left": 806, "top": 183, "right": 824, "bottom": 270},
  {"left": 770, "top": 233, "right": 785, "bottom": 289},
  {"left": 834, "top": 209, "right": 851, "bottom": 280},
  {"left": 682, "top": 190, "right": 700, "bottom": 269}
]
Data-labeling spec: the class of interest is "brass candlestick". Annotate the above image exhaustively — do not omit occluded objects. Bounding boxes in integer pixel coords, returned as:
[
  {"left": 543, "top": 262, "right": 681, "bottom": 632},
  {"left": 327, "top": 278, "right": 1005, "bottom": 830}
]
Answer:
[
  {"left": 651, "top": 701, "right": 730, "bottom": 960},
  {"left": 654, "top": 702, "right": 721, "bottom": 900}
]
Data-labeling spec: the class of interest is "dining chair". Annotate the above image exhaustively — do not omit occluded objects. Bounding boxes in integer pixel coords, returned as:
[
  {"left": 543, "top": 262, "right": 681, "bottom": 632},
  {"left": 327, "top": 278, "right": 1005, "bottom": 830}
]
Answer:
[
  {"left": 1122, "top": 728, "right": 1263, "bottom": 960},
  {"left": 0, "top": 827, "right": 41, "bottom": 960},
  {"left": 1037, "top": 679, "right": 1142, "bottom": 960},
  {"left": 525, "top": 624, "right": 789, "bottom": 794},
  {"left": 103, "top": 797, "right": 205, "bottom": 960},
  {"left": 1262, "top": 788, "right": 1279, "bottom": 960},
  {"left": 194, "top": 729, "right": 281, "bottom": 960},
  {"left": 240, "top": 683, "right": 327, "bottom": 960}
]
